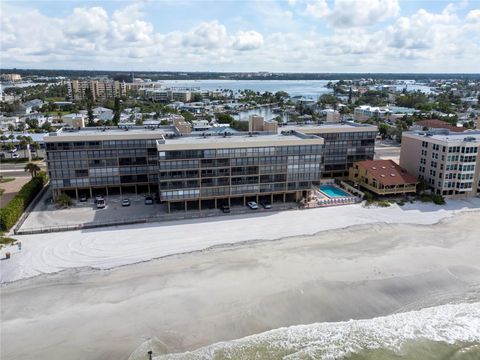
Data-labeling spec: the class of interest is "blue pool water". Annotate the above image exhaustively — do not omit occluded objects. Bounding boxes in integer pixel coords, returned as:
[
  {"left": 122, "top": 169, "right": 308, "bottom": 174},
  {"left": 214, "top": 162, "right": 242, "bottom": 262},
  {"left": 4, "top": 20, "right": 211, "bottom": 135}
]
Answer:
[{"left": 320, "top": 185, "right": 351, "bottom": 198}]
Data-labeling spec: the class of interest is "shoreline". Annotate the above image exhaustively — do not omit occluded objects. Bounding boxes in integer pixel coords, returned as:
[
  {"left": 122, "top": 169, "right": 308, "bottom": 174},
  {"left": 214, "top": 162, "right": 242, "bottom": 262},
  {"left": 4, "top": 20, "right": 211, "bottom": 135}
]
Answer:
[
  {"left": 0, "top": 209, "right": 474, "bottom": 287},
  {"left": 1, "top": 211, "right": 479, "bottom": 360},
  {"left": 1, "top": 198, "right": 480, "bottom": 284}
]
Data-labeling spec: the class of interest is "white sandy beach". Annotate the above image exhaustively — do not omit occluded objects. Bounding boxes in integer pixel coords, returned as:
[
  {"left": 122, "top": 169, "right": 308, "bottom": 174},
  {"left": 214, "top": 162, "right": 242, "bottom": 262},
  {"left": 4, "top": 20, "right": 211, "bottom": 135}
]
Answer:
[
  {"left": 1, "top": 203, "right": 479, "bottom": 360},
  {"left": 1, "top": 198, "right": 479, "bottom": 283}
]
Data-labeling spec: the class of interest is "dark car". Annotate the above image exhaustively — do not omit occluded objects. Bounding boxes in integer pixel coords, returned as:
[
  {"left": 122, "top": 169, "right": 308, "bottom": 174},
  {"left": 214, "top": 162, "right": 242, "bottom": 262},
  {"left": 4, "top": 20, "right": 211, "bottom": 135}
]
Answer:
[
  {"left": 220, "top": 203, "right": 230, "bottom": 213},
  {"left": 144, "top": 196, "right": 154, "bottom": 205},
  {"left": 79, "top": 194, "right": 88, "bottom": 202},
  {"left": 260, "top": 200, "right": 272, "bottom": 209}
]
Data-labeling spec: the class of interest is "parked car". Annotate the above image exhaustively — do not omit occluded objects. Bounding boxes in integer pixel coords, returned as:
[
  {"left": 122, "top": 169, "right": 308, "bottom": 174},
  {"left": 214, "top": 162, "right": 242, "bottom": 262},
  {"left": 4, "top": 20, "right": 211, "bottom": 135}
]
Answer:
[
  {"left": 220, "top": 203, "right": 230, "bottom": 213},
  {"left": 96, "top": 199, "right": 106, "bottom": 209},
  {"left": 247, "top": 201, "right": 258, "bottom": 210},
  {"left": 12, "top": 153, "right": 19, "bottom": 158},
  {"left": 121, "top": 198, "right": 130, "bottom": 207},
  {"left": 94, "top": 195, "right": 104, "bottom": 204},
  {"left": 260, "top": 200, "right": 272, "bottom": 209},
  {"left": 79, "top": 194, "right": 88, "bottom": 202},
  {"left": 8, "top": 148, "right": 17, "bottom": 153},
  {"left": 144, "top": 196, "right": 154, "bottom": 205}
]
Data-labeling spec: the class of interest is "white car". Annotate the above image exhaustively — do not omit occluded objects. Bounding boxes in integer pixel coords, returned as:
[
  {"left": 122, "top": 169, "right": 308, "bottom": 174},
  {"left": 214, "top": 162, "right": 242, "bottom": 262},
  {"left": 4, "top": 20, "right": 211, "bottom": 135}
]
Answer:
[
  {"left": 12, "top": 153, "right": 19, "bottom": 158},
  {"left": 96, "top": 199, "right": 106, "bottom": 209},
  {"left": 247, "top": 201, "right": 258, "bottom": 210}
]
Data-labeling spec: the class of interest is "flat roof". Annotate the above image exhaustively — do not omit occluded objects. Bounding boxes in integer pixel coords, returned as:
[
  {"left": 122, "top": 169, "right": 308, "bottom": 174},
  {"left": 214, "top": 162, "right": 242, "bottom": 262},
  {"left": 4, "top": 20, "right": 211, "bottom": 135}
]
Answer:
[
  {"left": 44, "top": 127, "right": 173, "bottom": 142},
  {"left": 158, "top": 134, "right": 324, "bottom": 150},
  {"left": 280, "top": 123, "right": 378, "bottom": 134},
  {"left": 404, "top": 130, "right": 480, "bottom": 144}
]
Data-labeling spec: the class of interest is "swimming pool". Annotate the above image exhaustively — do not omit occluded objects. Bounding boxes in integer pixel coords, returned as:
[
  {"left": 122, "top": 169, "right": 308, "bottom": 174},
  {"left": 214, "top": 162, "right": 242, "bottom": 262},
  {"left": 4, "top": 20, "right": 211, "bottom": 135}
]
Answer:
[{"left": 319, "top": 185, "right": 351, "bottom": 198}]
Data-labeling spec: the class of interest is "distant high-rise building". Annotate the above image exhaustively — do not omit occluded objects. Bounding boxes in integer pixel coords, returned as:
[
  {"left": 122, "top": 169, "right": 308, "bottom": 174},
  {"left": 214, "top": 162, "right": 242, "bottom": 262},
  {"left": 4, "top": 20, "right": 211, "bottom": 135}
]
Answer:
[{"left": 67, "top": 79, "right": 126, "bottom": 102}]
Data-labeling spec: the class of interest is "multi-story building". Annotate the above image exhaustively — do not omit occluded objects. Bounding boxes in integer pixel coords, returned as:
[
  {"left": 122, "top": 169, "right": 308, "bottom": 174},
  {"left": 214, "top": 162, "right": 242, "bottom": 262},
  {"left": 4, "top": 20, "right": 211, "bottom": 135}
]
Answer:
[
  {"left": 282, "top": 123, "right": 377, "bottom": 178},
  {"left": 45, "top": 127, "right": 168, "bottom": 199},
  {"left": 45, "top": 123, "right": 377, "bottom": 210},
  {"left": 67, "top": 79, "right": 126, "bottom": 102},
  {"left": 400, "top": 130, "right": 480, "bottom": 198},
  {"left": 157, "top": 132, "right": 323, "bottom": 212},
  {"left": 0, "top": 73, "right": 22, "bottom": 82}
]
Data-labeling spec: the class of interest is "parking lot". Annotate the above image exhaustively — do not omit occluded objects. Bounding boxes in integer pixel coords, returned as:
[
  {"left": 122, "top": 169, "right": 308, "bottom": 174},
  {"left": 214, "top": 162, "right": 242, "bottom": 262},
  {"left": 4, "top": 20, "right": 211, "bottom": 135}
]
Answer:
[{"left": 18, "top": 189, "right": 297, "bottom": 233}]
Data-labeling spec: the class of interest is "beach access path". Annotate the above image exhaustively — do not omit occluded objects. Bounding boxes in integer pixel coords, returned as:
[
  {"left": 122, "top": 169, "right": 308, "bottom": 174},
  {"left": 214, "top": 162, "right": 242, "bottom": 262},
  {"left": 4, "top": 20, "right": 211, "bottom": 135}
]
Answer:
[{"left": 1, "top": 198, "right": 479, "bottom": 284}]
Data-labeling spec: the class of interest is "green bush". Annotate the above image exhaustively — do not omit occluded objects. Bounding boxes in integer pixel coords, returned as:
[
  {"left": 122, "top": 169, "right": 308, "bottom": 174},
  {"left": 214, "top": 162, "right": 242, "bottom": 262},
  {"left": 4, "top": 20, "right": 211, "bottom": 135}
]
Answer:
[
  {"left": 432, "top": 194, "right": 446, "bottom": 205},
  {"left": 376, "top": 200, "right": 391, "bottom": 207},
  {"left": 0, "top": 171, "right": 48, "bottom": 231},
  {"left": 55, "top": 193, "right": 72, "bottom": 208}
]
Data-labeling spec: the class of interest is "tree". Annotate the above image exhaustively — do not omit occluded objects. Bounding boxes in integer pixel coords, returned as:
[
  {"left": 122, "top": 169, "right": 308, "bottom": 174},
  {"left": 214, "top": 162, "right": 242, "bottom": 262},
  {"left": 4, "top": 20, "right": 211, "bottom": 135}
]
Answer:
[
  {"left": 6, "top": 142, "right": 16, "bottom": 156},
  {"left": 378, "top": 123, "right": 389, "bottom": 138},
  {"left": 217, "top": 113, "right": 234, "bottom": 124},
  {"left": 112, "top": 97, "right": 121, "bottom": 126},
  {"left": 25, "top": 118, "right": 39, "bottom": 130},
  {"left": 85, "top": 87, "right": 95, "bottom": 127},
  {"left": 24, "top": 162, "right": 41, "bottom": 178}
]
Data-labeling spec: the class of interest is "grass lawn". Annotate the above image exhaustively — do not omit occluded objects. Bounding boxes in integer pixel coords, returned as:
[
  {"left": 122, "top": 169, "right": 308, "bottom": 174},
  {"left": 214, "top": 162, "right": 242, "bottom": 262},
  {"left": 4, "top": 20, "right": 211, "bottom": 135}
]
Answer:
[
  {"left": 45, "top": 97, "right": 66, "bottom": 102},
  {"left": 0, "top": 235, "right": 17, "bottom": 249},
  {"left": 45, "top": 110, "right": 71, "bottom": 116}
]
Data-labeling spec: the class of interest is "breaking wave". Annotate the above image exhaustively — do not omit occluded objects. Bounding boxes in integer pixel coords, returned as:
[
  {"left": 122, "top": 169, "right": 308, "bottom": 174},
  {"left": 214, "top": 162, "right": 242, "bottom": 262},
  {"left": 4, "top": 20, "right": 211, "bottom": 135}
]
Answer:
[{"left": 133, "top": 302, "right": 480, "bottom": 360}]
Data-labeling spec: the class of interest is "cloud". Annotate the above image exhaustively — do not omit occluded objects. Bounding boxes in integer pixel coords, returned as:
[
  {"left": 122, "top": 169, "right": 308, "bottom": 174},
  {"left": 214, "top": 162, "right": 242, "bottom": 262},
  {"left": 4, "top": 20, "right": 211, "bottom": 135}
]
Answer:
[
  {"left": 304, "top": 0, "right": 330, "bottom": 19},
  {"left": 233, "top": 31, "right": 264, "bottom": 50},
  {"left": 466, "top": 9, "right": 480, "bottom": 23},
  {"left": 0, "top": 1, "right": 478, "bottom": 72},
  {"left": 304, "top": 0, "right": 400, "bottom": 27}
]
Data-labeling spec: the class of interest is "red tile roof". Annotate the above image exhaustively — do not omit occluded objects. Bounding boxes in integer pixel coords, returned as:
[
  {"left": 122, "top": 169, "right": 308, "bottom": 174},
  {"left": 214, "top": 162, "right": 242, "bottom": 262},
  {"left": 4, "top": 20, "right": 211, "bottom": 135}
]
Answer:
[
  {"left": 354, "top": 160, "right": 417, "bottom": 186},
  {"left": 415, "top": 119, "right": 464, "bottom": 132}
]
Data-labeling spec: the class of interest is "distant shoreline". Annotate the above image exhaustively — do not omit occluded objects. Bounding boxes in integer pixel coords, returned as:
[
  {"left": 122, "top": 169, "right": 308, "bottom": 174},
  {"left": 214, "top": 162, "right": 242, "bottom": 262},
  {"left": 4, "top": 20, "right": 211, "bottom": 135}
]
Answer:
[{"left": 2, "top": 68, "right": 480, "bottom": 81}]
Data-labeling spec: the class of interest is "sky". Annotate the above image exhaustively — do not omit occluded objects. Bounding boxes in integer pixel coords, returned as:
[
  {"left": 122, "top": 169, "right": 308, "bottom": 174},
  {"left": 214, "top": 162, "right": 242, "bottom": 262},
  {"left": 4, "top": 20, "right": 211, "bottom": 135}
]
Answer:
[{"left": 1, "top": 0, "right": 480, "bottom": 73}]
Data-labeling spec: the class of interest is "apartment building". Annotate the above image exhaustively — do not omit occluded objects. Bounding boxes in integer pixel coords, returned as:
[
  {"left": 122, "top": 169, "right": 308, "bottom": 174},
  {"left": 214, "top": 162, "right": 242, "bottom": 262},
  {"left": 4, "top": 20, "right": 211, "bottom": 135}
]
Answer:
[
  {"left": 282, "top": 123, "right": 377, "bottom": 178},
  {"left": 0, "top": 73, "right": 22, "bottom": 82},
  {"left": 145, "top": 89, "right": 193, "bottom": 103},
  {"left": 45, "top": 123, "right": 377, "bottom": 210},
  {"left": 45, "top": 128, "right": 168, "bottom": 199},
  {"left": 157, "top": 132, "right": 323, "bottom": 212},
  {"left": 67, "top": 79, "right": 127, "bottom": 102},
  {"left": 400, "top": 130, "right": 480, "bottom": 198},
  {"left": 248, "top": 115, "right": 278, "bottom": 133}
]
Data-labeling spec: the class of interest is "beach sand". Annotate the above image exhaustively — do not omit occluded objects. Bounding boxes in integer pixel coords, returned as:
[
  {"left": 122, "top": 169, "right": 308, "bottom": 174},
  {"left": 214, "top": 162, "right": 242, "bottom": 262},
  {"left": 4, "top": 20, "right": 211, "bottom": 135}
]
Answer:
[{"left": 1, "top": 211, "right": 479, "bottom": 360}]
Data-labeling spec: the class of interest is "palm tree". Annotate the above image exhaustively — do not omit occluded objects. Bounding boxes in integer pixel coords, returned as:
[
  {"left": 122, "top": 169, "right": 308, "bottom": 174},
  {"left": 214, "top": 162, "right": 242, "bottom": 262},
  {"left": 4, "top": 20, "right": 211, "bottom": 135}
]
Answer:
[{"left": 24, "top": 162, "right": 41, "bottom": 178}]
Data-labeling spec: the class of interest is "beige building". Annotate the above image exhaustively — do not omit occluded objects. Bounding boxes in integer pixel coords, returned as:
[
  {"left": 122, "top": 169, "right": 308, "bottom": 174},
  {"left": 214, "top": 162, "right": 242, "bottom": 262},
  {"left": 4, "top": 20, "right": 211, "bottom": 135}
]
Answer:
[
  {"left": 67, "top": 79, "right": 126, "bottom": 102},
  {"left": 1, "top": 73, "right": 22, "bottom": 82},
  {"left": 61, "top": 113, "right": 86, "bottom": 128},
  {"left": 400, "top": 130, "right": 480, "bottom": 198},
  {"left": 248, "top": 115, "right": 278, "bottom": 133},
  {"left": 172, "top": 116, "right": 192, "bottom": 134}
]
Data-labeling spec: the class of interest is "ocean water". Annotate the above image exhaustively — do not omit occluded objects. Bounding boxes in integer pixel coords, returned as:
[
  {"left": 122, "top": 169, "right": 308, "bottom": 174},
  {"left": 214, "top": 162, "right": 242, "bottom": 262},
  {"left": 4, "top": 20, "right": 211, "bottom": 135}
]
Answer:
[{"left": 135, "top": 302, "right": 480, "bottom": 360}]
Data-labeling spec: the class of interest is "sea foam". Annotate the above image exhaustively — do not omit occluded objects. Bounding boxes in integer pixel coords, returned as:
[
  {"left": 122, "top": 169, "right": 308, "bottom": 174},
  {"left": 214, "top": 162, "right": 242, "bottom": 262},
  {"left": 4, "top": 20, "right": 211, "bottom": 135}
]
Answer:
[{"left": 136, "top": 302, "right": 480, "bottom": 359}]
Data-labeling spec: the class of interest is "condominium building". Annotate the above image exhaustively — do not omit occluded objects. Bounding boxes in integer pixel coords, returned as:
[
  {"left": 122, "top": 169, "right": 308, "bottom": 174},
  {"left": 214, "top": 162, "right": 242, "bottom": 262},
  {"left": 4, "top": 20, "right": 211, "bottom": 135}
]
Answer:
[
  {"left": 67, "top": 79, "right": 127, "bottom": 102},
  {"left": 44, "top": 123, "right": 377, "bottom": 210},
  {"left": 1, "top": 73, "right": 22, "bottom": 82},
  {"left": 281, "top": 123, "right": 377, "bottom": 178},
  {"left": 45, "top": 127, "right": 168, "bottom": 199},
  {"left": 400, "top": 130, "right": 480, "bottom": 198},
  {"left": 157, "top": 132, "right": 323, "bottom": 212}
]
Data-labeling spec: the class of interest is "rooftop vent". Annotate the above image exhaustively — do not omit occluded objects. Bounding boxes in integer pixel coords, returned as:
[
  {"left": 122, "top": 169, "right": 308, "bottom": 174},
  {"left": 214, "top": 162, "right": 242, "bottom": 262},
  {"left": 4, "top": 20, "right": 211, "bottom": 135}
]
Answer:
[
  {"left": 372, "top": 167, "right": 377, "bottom": 170},
  {"left": 381, "top": 166, "right": 386, "bottom": 169},
  {"left": 380, "top": 174, "right": 385, "bottom": 177},
  {"left": 390, "top": 173, "right": 396, "bottom": 177}
]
